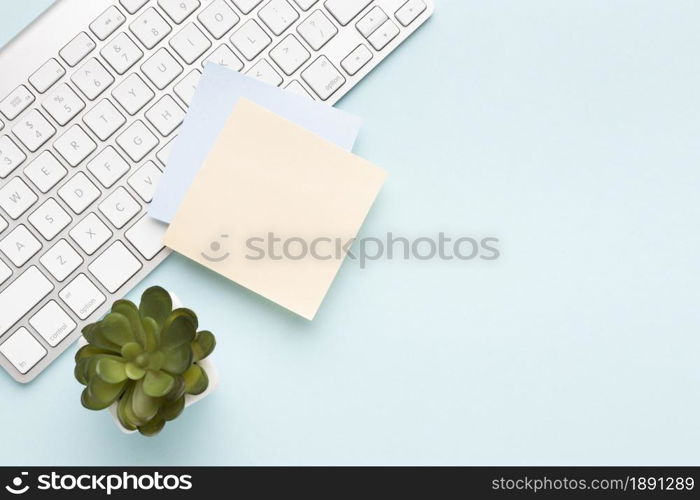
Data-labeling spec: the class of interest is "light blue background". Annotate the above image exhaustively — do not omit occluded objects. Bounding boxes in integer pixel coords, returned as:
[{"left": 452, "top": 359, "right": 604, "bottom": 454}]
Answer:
[{"left": 2, "top": 0, "right": 700, "bottom": 465}]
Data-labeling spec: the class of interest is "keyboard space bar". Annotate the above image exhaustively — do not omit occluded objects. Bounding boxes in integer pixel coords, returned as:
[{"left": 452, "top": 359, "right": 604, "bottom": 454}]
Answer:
[{"left": 0, "top": 266, "right": 54, "bottom": 336}]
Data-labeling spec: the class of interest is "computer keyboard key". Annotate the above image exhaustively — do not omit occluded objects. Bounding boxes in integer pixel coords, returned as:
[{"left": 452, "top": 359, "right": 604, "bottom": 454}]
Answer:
[
  {"left": 247, "top": 59, "right": 283, "bottom": 87},
  {"left": 284, "top": 80, "right": 313, "bottom": 99},
  {"left": 231, "top": 20, "right": 272, "bottom": 61},
  {"left": 0, "top": 328, "right": 47, "bottom": 375},
  {"left": 89, "top": 241, "right": 142, "bottom": 293},
  {"left": 0, "top": 225, "right": 42, "bottom": 267},
  {"left": 40, "top": 239, "right": 83, "bottom": 281},
  {"left": 28, "top": 198, "right": 72, "bottom": 240},
  {"left": 130, "top": 8, "right": 172, "bottom": 49},
  {"left": 0, "top": 216, "right": 6, "bottom": 234},
  {"left": 174, "top": 70, "right": 202, "bottom": 106},
  {"left": 90, "top": 6, "right": 127, "bottom": 41},
  {"left": 117, "top": 120, "right": 159, "bottom": 162},
  {"left": 83, "top": 99, "right": 126, "bottom": 140},
  {"left": 145, "top": 95, "right": 186, "bottom": 136},
  {"left": 270, "top": 34, "right": 310, "bottom": 75},
  {"left": 301, "top": 55, "right": 345, "bottom": 100},
  {"left": 293, "top": 0, "right": 318, "bottom": 11},
  {"left": 142, "top": 48, "right": 184, "bottom": 89},
  {"left": 341, "top": 44, "right": 373, "bottom": 75},
  {"left": 0, "top": 260, "right": 10, "bottom": 285},
  {"left": 12, "top": 109, "right": 56, "bottom": 152},
  {"left": 0, "top": 135, "right": 27, "bottom": 178},
  {"left": 99, "top": 187, "right": 140, "bottom": 229},
  {"left": 203, "top": 45, "right": 244, "bottom": 71},
  {"left": 24, "top": 151, "right": 67, "bottom": 193},
  {"left": 120, "top": 0, "right": 149, "bottom": 14},
  {"left": 59, "top": 32, "right": 96, "bottom": 67},
  {"left": 367, "top": 19, "right": 400, "bottom": 51},
  {"left": 0, "top": 178, "right": 38, "bottom": 220},
  {"left": 356, "top": 7, "right": 388, "bottom": 38},
  {"left": 159, "top": 0, "right": 201, "bottom": 24},
  {"left": 69, "top": 213, "right": 112, "bottom": 255},
  {"left": 112, "top": 74, "right": 155, "bottom": 115},
  {"left": 29, "top": 301, "right": 76, "bottom": 347},
  {"left": 156, "top": 137, "right": 177, "bottom": 165},
  {"left": 170, "top": 23, "right": 212, "bottom": 64},
  {"left": 126, "top": 215, "right": 166, "bottom": 260},
  {"left": 29, "top": 59, "right": 66, "bottom": 94},
  {"left": 58, "top": 172, "right": 101, "bottom": 214},
  {"left": 71, "top": 58, "right": 115, "bottom": 101},
  {"left": 395, "top": 0, "right": 427, "bottom": 26},
  {"left": 42, "top": 84, "right": 85, "bottom": 126},
  {"left": 101, "top": 33, "right": 144, "bottom": 75},
  {"left": 59, "top": 273, "right": 106, "bottom": 320},
  {"left": 0, "top": 85, "right": 35, "bottom": 121},
  {"left": 128, "top": 161, "right": 162, "bottom": 202},
  {"left": 297, "top": 10, "right": 338, "bottom": 50},
  {"left": 324, "top": 0, "right": 372, "bottom": 26},
  {"left": 232, "top": 0, "right": 263, "bottom": 14},
  {"left": 259, "top": 0, "right": 300, "bottom": 36},
  {"left": 0, "top": 266, "right": 53, "bottom": 336},
  {"left": 199, "top": 0, "right": 240, "bottom": 39},
  {"left": 87, "top": 146, "right": 130, "bottom": 188},
  {"left": 54, "top": 125, "right": 97, "bottom": 167}
]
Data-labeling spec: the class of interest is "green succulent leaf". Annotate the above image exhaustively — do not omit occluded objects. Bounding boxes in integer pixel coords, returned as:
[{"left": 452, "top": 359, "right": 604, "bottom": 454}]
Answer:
[
  {"left": 139, "top": 286, "right": 173, "bottom": 328},
  {"left": 82, "top": 323, "right": 121, "bottom": 353},
  {"left": 82, "top": 377, "right": 126, "bottom": 410},
  {"left": 96, "top": 358, "right": 128, "bottom": 384},
  {"left": 138, "top": 416, "right": 166, "bottom": 437},
  {"left": 126, "top": 362, "right": 146, "bottom": 380},
  {"left": 161, "top": 312, "right": 196, "bottom": 352},
  {"left": 162, "top": 344, "right": 193, "bottom": 375},
  {"left": 117, "top": 385, "right": 138, "bottom": 431},
  {"left": 112, "top": 300, "right": 147, "bottom": 348},
  {"left": 142, "top": 317, "right": 160, "bottom": 353},
  {"left": 165, "top": 376, "right": 186, "bottom": 402},
  {"left": 159, "top": 396, "right": 185, "bottom": 422},
  {"left": 143, "top": 370, "right": 175, "bottom": 398},
  {"left": 132, "top": 379, "right": 160, "bottom": 422},
  {"left": 121, "top": 342, "right": 143, "bottom": 361},
  {"left": 191, "top": 330, "right": 216, "bottom": 361},
  {"left": 100, "top": 312, "right": 135, "bottom": 347},
  {"left": 183, "top": 364, "right": 209, "bottom": 395},
  {"left": 75, "top": 344, "right": 111, "bottom": 363}
]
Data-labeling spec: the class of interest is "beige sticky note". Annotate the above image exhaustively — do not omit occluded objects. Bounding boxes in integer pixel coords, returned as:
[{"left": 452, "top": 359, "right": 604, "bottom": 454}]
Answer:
[{"left": 164, "top": 99, "right": 387, "bottom": 320}]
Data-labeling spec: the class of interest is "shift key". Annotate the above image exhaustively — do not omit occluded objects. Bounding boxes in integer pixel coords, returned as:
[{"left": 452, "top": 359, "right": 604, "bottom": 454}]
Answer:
[{"left": 0, "top": 266, "right": 53, "bottom": 336}]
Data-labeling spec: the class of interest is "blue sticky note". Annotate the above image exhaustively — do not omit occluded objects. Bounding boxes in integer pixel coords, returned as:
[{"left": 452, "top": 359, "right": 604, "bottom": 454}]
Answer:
[{"left": 149, "top": 64, "right": 363, "bottom": 223}]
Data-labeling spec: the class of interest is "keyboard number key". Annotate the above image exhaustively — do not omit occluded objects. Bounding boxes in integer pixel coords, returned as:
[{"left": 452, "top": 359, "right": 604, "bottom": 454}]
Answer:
[
  {"left": 0, "top": 328, "right": 47, "bottom": 374},
  {"left": 0, "top": 85, "right": 35, "bottom": 121},
  {"left": 40, "top": 239, "right": 83, "bottom": 281},
  {"left": 159, "top": 0, "right": 201, "bottom": 24},
  {"left": 130, "top": 7, "right": 172, "bottom": 49},
  {"left": 71, "top": 58, "right": 115, "bottom": 100},
  {"left": 101, "top": 32, "right": 144, "bottom": 75},
  {"left": 30, "top": 301, "right": 76, "bottom": 347},
  {"left": 0, "top": 135, "right": 27, "bottom": 178},
  {"left": 12, "top": 109, "right": 56, "bottom": 152},
  {"left": 301, "top": 55, "right": 346, "bottom": 100},
  {"left": 42, "top": 84, "right": 86, "bottom": 126},
  {"left": 59, "top": 273, "right": 106, "bottom": 320}
]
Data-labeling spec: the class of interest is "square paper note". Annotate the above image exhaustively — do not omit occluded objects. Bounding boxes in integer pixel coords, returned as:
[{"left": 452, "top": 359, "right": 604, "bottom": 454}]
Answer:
[{"left": 164, "top": 99, "right": 387, "bottom": 320}]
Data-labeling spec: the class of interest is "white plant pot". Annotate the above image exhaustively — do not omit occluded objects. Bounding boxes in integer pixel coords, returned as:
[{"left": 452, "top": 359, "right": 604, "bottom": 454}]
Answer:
[{"left": 78, "top": 292, "right": 219, "bottom": 435}]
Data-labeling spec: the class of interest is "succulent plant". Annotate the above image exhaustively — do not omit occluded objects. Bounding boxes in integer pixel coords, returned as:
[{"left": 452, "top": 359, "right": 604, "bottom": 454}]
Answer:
[{"left": 74, "top": 286, "right": 216, "bottom": 436}]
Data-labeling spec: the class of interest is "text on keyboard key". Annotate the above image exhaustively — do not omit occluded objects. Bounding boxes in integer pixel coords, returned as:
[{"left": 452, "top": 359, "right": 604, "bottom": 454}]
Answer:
[
  {"left": 324, "top": 0, "right": 372, "bottom": 26},
  {"left": 297, "top": 10, "right": 338, "bottom": 50},
  {"left": 141, "top": 48, "right": 184, "bottom": 90},
  {"left": 0, "top": 266, "right": 53, "bottom": 336},
  {"left": 42, "top": 84, "right": 85, "bottom": 126},
  {"left": 59, "top": 32, "right": 96, "bottom": 67},
  {"left": 90, "top": 6, "right": 126, "bottom": 41},
  {"left": 30, "top": 300, "right": 76, "bottom": 347},
  {"left": 0, "top": 328, "right": 47, "bottom": 375},
  {"left": 128, "top": 161, "right": 162, "bottom": 202},
  {"left": 89, "top": 241, "right": 142, "bottom": 293},
  {"left": 59, "top": 273, "right": 106, "bottom": 320},
  {"left": 395, "top": 0, "right": 427, "bottom": 26},
  {"left": 71, "top": 58, "right": 115, "bottom": 100},
  {"left": 341, "top": 44, "right": 373, "bottom": 76},
  {"left": 69, "top": 213, "right": 112, "bottom": 255},
  {"left": 198, "top": 0, "right": 240, "bottom": 39},
  {"left": 259, "top": 0, "right": 300, "bottom": 36},
  {"left": 53, "top": 125, "right": 97, "bottom": 167},
  {"left": 126, "top": 215, "right": 166, "bottom": 260},
  {"left": 367, "top": 19, "right": 400, "bottom": 51},
  {"left": 24, "top": 151, "right": 67, "bottom": 193},
  {"left": 29, "top": 59, "right": 66, "bottom": 94},
  {"left": 145, "top": 95, "right": 186, "bottom": 136},
  {"left": 112, "top": 74, "right": 154, "bottom": 115},
  {"left": 117, "top": 120, "right": 159, "bottom": 162},
  {"left": 301, "top": 55, "right": 346, "bottom": 100},
  {"left": 159, "top": 0, "right": 201, "bottom": 24},
  {"left": 12, "top": 109, "right": 56, "bottom": 152},
  {"left": 28, "top": 198, "right": 72, "bottom": 240},
  {"left": 0, "top": 135, "right": 27, "bottom": 178},
  {"left": 0, "top": 225, "right": 42, "bottom": 267},
  {"left": 0, "top": 85, "right": 35, "bottom": 121},
  {"left": 99, "top": 186, "right": 141, "bottom": 229},
  {"left": 270, "top": 34, "right": 311, "bottom": 76},
  {"left": 87, "top": 146, "right": 130, "bottom": 188},
  {"left": 0, "top": 178, "right": 38, "bottom": 220},
  {"left": 101, "top": 32, "right": 144, "bottom": 75},
  {"left": 40, "top": 239, "right": 83, "bottom": 281},
  {"left": 247, "top": 59, "right": 283, "bottom": 87},
  {"left": 83, "top": 99, "right": 126, "bottom": 140},
  {"left": 58, "top": 172, "right": 101, "bottom": 214},
  {"left": 130, "top": 7, "right": 172, "bottom": 49},
  {"left": 356, "top": 6, "right": 388, "bottom": 38},
  {"left": 203, "top": 45, "right": 244, "bottom": 71},
  {"left": 231, "top": 20, "right": 272, "bottom": 61},
  {"left": 170, "top": 23, "right": 211, "bottom": 64}
]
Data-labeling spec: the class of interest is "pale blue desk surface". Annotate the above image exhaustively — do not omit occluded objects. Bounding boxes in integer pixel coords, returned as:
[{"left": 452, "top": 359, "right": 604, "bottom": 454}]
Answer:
[{"left": 2, "top": 0, "right": 700, "bottom": 465}]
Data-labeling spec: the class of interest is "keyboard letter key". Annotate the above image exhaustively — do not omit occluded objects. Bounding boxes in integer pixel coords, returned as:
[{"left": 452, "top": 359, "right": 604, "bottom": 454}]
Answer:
[
  {"left": 40, "top": 239, "right": 83, "bottom": 281},
  {"left": 0, "top": 178, "right": 38, "bottom": 220},
  {"left": 117, "top": 120, "right": 159, "bottom": 162},
  {"left": 0, "top": 225, "right": 42, "bottom": 267},
  {"left": 69, "top": 213, "right": 112, "bottom": 255},
  {"left": 53, "top": 125, "right": 97, "bottom": 167},
  {"left": 58, "top": 172, "right": 101, "bottom": 214},
  {"left": 24, "top": 151, "right": 67, "bottom": 193}
]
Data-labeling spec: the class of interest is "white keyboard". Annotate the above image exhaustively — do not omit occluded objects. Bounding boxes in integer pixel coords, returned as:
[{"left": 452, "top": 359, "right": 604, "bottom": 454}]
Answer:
[{"left": 0, "top": 0, "right": 434, "bottom": 383}]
